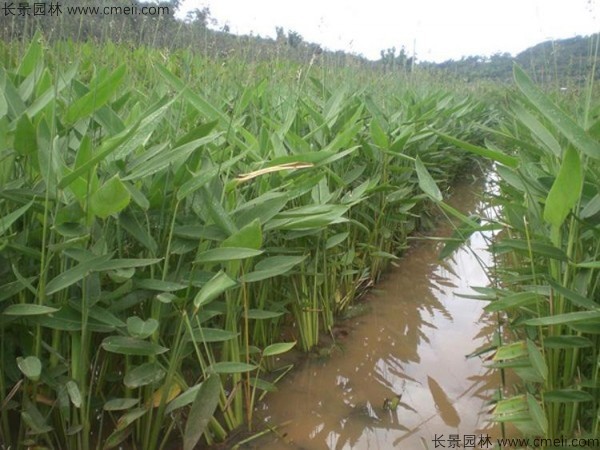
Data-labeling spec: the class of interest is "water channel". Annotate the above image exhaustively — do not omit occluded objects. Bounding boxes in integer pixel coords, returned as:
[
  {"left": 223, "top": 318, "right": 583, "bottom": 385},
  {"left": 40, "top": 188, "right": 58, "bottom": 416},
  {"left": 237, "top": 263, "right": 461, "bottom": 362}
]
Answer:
[{"left": 251, "top": 175, "right": 502, "bottom": 450}]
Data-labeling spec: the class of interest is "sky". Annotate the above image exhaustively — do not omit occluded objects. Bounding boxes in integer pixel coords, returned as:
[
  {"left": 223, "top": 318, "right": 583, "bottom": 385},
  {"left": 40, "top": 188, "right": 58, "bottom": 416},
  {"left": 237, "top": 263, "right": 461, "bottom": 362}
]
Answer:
[{"left": 178, "top": 0, "right": 599, "bottom": 63}]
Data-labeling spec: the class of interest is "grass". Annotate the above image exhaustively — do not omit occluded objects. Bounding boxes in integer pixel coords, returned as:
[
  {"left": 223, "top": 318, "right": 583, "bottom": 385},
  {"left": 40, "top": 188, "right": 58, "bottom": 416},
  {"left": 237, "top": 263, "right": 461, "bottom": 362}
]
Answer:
[{"left": 0, "top": 33, "right": 491, "bottom": 449}]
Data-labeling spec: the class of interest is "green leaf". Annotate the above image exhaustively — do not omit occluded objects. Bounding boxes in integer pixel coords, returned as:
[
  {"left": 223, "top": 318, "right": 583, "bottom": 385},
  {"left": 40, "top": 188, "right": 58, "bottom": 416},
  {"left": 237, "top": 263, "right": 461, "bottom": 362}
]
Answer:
[
  {"left": 484, "top": 292, "right": 543, "bottom": 313},
  {"left": 527, "top": 339, "right": 547, "bottom": 382},
  {"left": 14, "top": 115, "right": 37, "bottom": 155},
  {"left": 103, "top": 398, "right": 140, "bottom": 411},
  {"left": 527, "top": 393, "right": 548, "bottom": 435},
  {"left": 45, "top": 254, "right": 113, "bottom": 296},
  {"left": 415, "top": 156, "right": 442, "bottom": 202},
  {"left": 186, "top": 327, "right": 238, "bottom": 343},
  {"left": 493, "top": 341, "right": 527, "bottom": 361},
  {"left": 514, "top": 64, "right": 600, "bottom": 160},
  {"left": 193, "top": 271, "right": 237, "bottom": 309},
  {"left": 210, "top": 362, "right": 257, "bottom": 374},
  {"left": 326, "top": 232, "right": 349, "bottom": 249},
  {"left": 17, "top": 356, "right": 42, "bottom": 381},
  {"left": 0, "top": 201, "right": 34, "bottom": 236},
  {"left": 524, "top": 310, "right": 600, "bottom": 326},
  {"left": 123, "top": 362, "right": 166, "bottom": 389},
  {"left": 65, "top": 65, "right": 126, "bottom": 123},
  {"left": 543, "top": 146, "right": 582, "bottom": 227},
  {"left": 543, "top": 336, "right": 593, "bottom": 348},
  {"left": 165, "top": 384, "right": 202, "bottom": 414},
  {"left": 101, "top": 336, "right": 168, "bottom": 356},
  {"left": 3, "top": 304, "right": 59, "bottom": 316},
  {"left": 244, "top": 309, "right": 285, "bottom": 320},
  {"left": 90, "top": 176, "right": 131, "bottom": 219},
  {"left": 240, "top": 255, "right": 307, "bottom": 283},
  {"left": 222, "top": 219, "right": 263, "bottom": 250},
  {"left": 0, "top": 89, "right": 7, "bottom": 117},
  {"left": 183, "top": 374, "right": 221, "bottom": 450},
  {"left": 126, "top": 316, "right": 159, "bottom": 339},
  {"left": 263, "top": 342, "right": 296, "bottom": 357},
  {"left": 66, "top": 380, "right": 82, "bottom": 408},
  {"left": 543, "top": 389, "right": 594, "bottom": 403},
  {"left": 194, "top": 247, "right": 263, "bottom": 264},
  {"left": 438, "top": 132, "right": 519, "bottom": 168}
]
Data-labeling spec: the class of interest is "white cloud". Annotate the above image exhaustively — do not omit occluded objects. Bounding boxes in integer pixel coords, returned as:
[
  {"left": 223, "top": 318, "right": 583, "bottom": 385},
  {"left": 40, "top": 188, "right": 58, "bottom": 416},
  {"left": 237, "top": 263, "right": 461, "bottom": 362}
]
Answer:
[{"left": 179, "top": 0, "right": 600, "bottom": 62}]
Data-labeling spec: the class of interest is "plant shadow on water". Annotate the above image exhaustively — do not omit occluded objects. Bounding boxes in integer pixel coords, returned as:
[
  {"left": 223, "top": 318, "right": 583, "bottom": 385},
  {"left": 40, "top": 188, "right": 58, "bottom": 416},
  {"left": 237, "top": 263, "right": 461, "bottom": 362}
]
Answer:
[{"left": 249, "top": 175, "right": 506, "bottom": 450}]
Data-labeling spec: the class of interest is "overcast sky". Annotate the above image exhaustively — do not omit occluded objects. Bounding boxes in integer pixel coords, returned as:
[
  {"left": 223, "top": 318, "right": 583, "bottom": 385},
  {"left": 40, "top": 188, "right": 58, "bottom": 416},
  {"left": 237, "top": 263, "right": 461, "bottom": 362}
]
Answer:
[{"left": 178, "top": 0, "right": 599, "bottom": 62}]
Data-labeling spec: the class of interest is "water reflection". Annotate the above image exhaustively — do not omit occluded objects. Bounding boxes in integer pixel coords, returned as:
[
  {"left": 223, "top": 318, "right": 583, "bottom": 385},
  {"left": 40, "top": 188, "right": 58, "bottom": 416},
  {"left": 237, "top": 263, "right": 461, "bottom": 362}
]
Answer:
[{"left": 253, "top": 178, "right": 501, "bottom": 450}]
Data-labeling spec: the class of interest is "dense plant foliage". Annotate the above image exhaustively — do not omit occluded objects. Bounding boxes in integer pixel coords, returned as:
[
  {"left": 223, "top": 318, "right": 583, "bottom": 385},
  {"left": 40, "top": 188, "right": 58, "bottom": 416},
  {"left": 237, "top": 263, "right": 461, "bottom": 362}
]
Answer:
[
  {"left": 0, "top": 35, "right": 490, "bottom": 449},
  {"left": 447, "top": 65, "right": 600, "bottom": 442}
]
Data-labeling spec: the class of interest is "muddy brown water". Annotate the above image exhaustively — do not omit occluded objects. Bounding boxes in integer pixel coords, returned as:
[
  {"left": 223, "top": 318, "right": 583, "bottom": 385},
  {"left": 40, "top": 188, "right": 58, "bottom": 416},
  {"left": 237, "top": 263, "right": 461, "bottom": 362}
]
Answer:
[{"left": 251, "top": 177, "right": 503, "bottom": 450}]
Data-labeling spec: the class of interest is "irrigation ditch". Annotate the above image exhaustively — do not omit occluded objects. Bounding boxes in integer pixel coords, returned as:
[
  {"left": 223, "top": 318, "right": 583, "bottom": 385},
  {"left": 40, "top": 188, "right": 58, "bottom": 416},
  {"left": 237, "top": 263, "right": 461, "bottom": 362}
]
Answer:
[{"left": 235, "top": 172, "right": 507, "bottom": 449}]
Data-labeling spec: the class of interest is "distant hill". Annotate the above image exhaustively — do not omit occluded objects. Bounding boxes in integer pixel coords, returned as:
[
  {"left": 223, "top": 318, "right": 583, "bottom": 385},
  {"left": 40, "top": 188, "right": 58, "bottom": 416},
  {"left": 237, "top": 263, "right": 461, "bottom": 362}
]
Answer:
[{"left": 423, "top": 34, "right": 599, "bottom": 84}]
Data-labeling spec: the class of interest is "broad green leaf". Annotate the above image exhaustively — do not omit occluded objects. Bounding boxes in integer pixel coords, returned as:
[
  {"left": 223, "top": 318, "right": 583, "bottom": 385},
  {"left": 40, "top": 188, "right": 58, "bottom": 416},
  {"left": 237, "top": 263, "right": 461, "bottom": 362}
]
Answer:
[
  {"left": 240, "top": 255, "right": 306, "bottom": 283},
  {"left": 244, "top": 309, "right": 285, "bottom": 320},
  {"left": 17, "top": 32, "right": 42, "bottom": 77},
  {"left": 135, "top": 279, "right": 187, "bottom": 291},
  {"left": 123, "top": 132, "right": 221, "bottom": 181},
  {"left": 101, "top": 336, "right": 168, "bottom": 356},
  {"left": 45, "top": 254, "right": 113, "bottom": 296},
  {"left": 484, "top": 292, "right": 543, "bottom": 313},
  {"left": 3, "top": 304, "right": 59, "bottom": 316},
  {"left": 126, "top": 316, "right": 159, "bottom": 339},
  {"left": 115, "top": 407, "right": 148, "bottom": 430},
  {"left": 415, "top": 156, "right": 442, "bottom": 202},
  {"left": 514, "top": 64, "right": 600, "bottom": 160},
  {"left": 193, "top": 271, "right": 237, "bottom": 309},
  {"left": 96, "top": 258, "right": 161, "bottom": 271},
  {"left": 543, "top": 146, "right": 582, "bottom": 227},
  {"left": 544, "top": 336, "right": 593, "bottom": 348},
  {"left": 21, "top": 402, "right": 53, "bottom": 434},
  {"left": 524, "top": 310, "right": 600, "bottom": 326},
  {"left": 548, "top": 280, "right": 598, "bottom": 310},
  {"left": 90, "top": 176, "right": 131, "bottom": 219},
  {"left": 543, "top": 389, "right": 594, "bottom": 402},
  {"left": 194, "top": 247, "right": 263, "bottom": 264},
  {"left": 183, "top": 374, "right": 221, "bottom": 450},
  {"left": 493, "top": 239, "right": 568, "bottom": 261},
  {"left": 0, "top": 201, "right": 34, "bottom": 236},
  {"left": 186, "top": 327, "right": 238, "bottom": 343},
  {"left": 0, "top": 89, "right": 7, "bottom": 117},
  {"left": 65, "top": 65, "right": 126, "bottom": 123},
  {"left": 265, "top": 204, "right": 349, "bottom": 231},
  {"left": 526, "top": 393, "right": 548, "bottom": 435},
  {"left": 527, "top": 339, "right": 547, "bottom": 382},
  {"left": 165, "top": 384, "right": 202, "bottom": 414},
  {"left": 493, "top": 341, "right": 527, "bottom": 361},
  {"left": 123, "top": 362, "right": 165, "bottom": 389},
  {"left": 14, "top": 115, "right": 37, "bottom": 155},
  {"left": 222, "top": 219, "right": 263, "bottom": 250},
  {"left": 17, "top": 356, "right": 42, "bottom": 381},
  {"left": 326, "top": 232, "right": 349, "bottom": 249},
  {"left": 210, "top": 362, "right": 257, "bottom": 374},
  {"left": 58, "top": 101, "right": 173, "bottom": 190},
  {"left": 66, "top": 380, "right": 82, "bottom": 408},
  {"left": 370, "top": 118, "right": 389, "bottom": 148},
  {"left": 103, "top": 398, "right": 140, "bottom": 411},
  {"left": 512, "top": 104, "right": 561, "bottom": 157},
  {"left": 263, "top": 342, "right": 296, "bottom": 357},
  {"left": 438, "top": 132, "right": 519, "bottom": 168}
]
